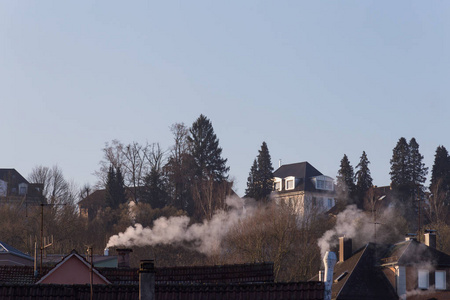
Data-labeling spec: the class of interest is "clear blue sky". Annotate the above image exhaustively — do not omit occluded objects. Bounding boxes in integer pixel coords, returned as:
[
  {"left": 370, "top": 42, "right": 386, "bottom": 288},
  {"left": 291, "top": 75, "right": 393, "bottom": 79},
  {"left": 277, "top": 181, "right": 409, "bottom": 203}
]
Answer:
[{"left": 1, "top": 1, "right": 449, "bottom": 196}]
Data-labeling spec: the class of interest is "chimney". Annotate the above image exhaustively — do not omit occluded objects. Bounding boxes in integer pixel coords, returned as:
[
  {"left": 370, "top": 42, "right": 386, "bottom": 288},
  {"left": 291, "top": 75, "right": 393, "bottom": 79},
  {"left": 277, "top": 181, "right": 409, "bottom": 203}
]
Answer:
[
  {"left": 104, "top": 248, "right": 109, "bottom": 256},
  {"left": 424, "top": 230, "right": 437, "bottom": 248},
  {"left": 117, "top": 248, "right": 133, "bottom": 268},
  {"left": 339, "top": 237, "right": 352, "bottom": 263},
  {"left": 323, "top": 251, "right": 337, "bottom": 300},
  {"left": 139, "top": 260, "right": 155, "bottom": 300}
]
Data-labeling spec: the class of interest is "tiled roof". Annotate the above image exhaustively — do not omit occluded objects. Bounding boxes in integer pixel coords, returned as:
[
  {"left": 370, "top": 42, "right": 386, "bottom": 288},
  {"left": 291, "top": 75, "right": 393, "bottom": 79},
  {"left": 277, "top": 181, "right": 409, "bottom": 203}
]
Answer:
[
  {"left": 0, "top": 282, "right": 324, "bottom": 300},
  {"left": 0, "top": 242, "right": 33, "bottom": 261},
  {"left": 381, "top": 239, "right": 450, "bottom": 267}
]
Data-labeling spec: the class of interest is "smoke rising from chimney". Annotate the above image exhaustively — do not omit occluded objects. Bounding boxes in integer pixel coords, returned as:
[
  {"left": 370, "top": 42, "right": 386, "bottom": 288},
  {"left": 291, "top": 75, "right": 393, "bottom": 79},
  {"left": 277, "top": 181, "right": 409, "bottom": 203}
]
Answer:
[{"left": 106, "top": 196, "right": 255, "bottom": 255}]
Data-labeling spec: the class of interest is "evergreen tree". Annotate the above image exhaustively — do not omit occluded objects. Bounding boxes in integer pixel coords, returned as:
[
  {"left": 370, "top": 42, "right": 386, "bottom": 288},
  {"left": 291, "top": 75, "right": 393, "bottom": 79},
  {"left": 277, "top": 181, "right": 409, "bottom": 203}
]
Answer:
[
  {"left": 104, "top": 166, "right": 127, "bottom": 209},
  {"left": 355, "top": 151, "right": 372, "bottom": 208},
  {"left": 188, "top": 114, "right": 229, "bottom": 182},
  {"left": 142, "top": 168, "right": 169, "bottom": 209},
  {"left": 105, "top": 165, "right": 116, "bottom": 208},
  {"left": 336, "top": 154, "right": 355, "bottom": 202},
  {"left": 390, "top": 137, "right": 411, "bottom": 202},
  {"left": 245, "top": 142, "right": 274, "bottom": 201},
  {"left": 245, "top": 159, "right": 259, "bottom": 199},
  {"left": 408, "top": 138, "right": 428, "bottom": 196},
  {"left": 430, "top": 145, "right": 450, "bottom": 206}
]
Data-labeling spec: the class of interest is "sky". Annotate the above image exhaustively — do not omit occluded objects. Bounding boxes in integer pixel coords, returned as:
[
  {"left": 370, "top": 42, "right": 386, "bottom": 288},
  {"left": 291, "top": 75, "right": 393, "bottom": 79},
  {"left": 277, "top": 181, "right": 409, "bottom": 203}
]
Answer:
[{"left": 1, "top": 1, "right": 449, "bottom": 197}]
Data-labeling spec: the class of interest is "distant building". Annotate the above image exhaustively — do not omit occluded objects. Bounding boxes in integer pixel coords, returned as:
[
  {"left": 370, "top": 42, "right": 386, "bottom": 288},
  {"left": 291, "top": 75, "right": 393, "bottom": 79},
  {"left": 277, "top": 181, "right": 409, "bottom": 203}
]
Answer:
[
  {"left": 0, "top": 169, "right": 45, "bottom": 205},
  {"left": 312, "top": 232, "right": 450, "bottom": 300},
  {"left": 272, "top": 162, "right": 336, "bottom": 215},
  {"left": 0, "top": 241, "right": 33, "bottom": 266}
]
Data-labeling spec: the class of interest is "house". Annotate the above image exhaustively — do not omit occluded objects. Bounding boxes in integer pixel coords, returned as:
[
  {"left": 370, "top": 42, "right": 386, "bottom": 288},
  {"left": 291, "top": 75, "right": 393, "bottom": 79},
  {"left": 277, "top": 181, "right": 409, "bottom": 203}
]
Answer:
[
  {"left": 0, "top": 169, "right": 45, "bottom": 205},
  {"left": 312, "top": 232, "right": 450, "bottom": 300},
  {"left": 272, "top": 162, "right": 336, "bottom": 214},
  {"left": 0, "top": 249, "right": 325, "bottom": 299},
  {"left": 0, "top": 241, "right": 33, "bottom": 266}
]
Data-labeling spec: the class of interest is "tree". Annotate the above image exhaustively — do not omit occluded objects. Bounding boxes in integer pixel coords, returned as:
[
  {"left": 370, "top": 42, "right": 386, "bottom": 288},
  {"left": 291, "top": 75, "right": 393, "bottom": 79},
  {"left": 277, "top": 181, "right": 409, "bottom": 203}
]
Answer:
[
  {"left": 105, "top": 166, "right": 127, "bottom": 209},
  {"left": 245, "top": 142, "right": 274, "bottom": 201},
  {"left": 430, "top": 146, "right": 450, "bottom": 206},
  {"left": 408, "top": 138, "right": 428, "bottom": 198},
  {"left": 141, "top": 167, "right": 169, "bottom": 209},
  {"left": 336, "top": 154, "right": 355, "bottom": 204},
  {"left": 355, "top": 151, "right": 372, "bottom": 209},
  {"left": 188, "top": 114, "right": 229, "bottom": 182},
  {"left": 165, "top": 123, "right": 193, "bottom": 211},
  {"left": 390, "top": 137, "right": 411, "bottom": 202},
  {"left": 187, "top": 115, "right": 230, "bottom": 220}
]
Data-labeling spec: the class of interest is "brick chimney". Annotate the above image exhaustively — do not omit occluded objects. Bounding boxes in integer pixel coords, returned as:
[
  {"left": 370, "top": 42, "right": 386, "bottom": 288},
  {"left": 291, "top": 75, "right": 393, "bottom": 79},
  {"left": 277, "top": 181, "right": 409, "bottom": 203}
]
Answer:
[
  {"left": 116, "top": 248, "right": 133, "bottom": 268},
  {"left": 424, "top": 230, "right": 437, "bottom": 248},
  {"left": 139, "top": 260, "right": 155, "bottom": 300},
  {"left": 405, "top": 233, "right": 417, "bottom": 242},
  {"left": 339, "top": 237, "right": 352, "bottom": 263}
]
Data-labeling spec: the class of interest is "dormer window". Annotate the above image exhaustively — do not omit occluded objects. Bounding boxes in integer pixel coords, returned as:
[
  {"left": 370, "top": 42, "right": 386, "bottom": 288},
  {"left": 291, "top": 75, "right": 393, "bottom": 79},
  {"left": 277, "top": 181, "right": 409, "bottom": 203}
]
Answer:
[
  {"left": 273, "top": 178, "right": 282, "bottom": 191},
  {"left": 314, "top": 176, "right": 334, "bottom": 191},
  {"left": 285, "top": 176, "right": 295, "bottom": 190}
]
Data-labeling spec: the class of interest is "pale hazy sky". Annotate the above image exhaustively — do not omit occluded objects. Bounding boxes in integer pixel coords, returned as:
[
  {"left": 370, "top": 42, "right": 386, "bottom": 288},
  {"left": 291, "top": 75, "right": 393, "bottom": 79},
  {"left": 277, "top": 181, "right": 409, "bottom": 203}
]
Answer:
[{"left": 1, "top": 1, "right": 449, "bottom": 196}]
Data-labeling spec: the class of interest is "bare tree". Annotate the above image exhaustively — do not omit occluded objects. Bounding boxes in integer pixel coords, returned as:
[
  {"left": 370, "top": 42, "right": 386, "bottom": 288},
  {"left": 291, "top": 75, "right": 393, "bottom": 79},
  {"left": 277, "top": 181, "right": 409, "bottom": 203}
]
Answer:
[{"left": 425, "top": 178, "right": 449, "bottom": 224}]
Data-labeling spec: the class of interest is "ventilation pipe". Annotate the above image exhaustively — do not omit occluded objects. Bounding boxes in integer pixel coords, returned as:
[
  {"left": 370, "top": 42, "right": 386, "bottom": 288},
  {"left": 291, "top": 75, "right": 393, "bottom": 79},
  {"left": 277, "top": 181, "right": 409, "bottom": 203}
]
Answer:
[
  {"left": 323, "top": 251, "right": 337, "bottom": 300},
  {"left": 139, "top": 260, "right": 155, "bottom": 300}
]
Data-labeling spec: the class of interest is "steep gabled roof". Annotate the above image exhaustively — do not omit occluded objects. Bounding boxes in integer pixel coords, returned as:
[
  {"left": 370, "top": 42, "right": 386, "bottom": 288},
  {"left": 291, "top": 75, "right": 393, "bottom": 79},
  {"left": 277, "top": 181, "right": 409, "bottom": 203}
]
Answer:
[
  {"left": 0, "top": 169, "right": 29, "bottom": 184},
  {"left": 310, "top": 244, "right": 397, "bottom": 300},
  {"left": 0, "top": 241, "right": 33, "bottom": 261},
  {"left": 36, "top": 250, "right": 111, "bottom": 284}
]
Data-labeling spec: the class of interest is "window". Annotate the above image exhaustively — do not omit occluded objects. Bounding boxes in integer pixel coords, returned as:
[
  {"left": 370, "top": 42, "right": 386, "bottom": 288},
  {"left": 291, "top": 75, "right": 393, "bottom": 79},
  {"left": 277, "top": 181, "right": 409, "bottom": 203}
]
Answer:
[
  {"left": 436, "top": 270, "right": 446, "bottom": 290},
  {"left": 315, "top": 178, "right": 334, "bottom": 191},
  {"left": 274, "top": 181, "right": 281, "bottom": 191},
  {"left": 418, "top": 269, "right": 429, "bottom": 289},
  {"left": 285, "top": 177, "right": 295, "bottom": 190},
  {"left": 328, "top": 198, "right": 333, "bottom": 208}
]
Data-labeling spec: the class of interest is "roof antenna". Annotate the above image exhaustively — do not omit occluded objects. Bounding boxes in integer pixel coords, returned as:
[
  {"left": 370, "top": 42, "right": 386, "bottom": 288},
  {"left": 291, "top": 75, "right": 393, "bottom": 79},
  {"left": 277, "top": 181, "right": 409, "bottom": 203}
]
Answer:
[{"left": 279, "top": 159, "right": 282, "bottom": 168}]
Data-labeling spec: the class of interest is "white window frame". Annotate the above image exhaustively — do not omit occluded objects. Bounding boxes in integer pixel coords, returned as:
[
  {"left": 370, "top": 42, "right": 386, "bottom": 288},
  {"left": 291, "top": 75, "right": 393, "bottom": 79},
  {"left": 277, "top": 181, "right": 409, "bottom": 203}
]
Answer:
[
  {"left": 418, "top": 269, "right": 429, "bottom": 289},
  {"left": 285, "top": 176, "right": 295, "bottom": 190},
  {"left": 435, "top": 270, "right": 446, "bottom": 290},
  {"left": 273, "top": 178, "right": 282, "bottom": 191}
]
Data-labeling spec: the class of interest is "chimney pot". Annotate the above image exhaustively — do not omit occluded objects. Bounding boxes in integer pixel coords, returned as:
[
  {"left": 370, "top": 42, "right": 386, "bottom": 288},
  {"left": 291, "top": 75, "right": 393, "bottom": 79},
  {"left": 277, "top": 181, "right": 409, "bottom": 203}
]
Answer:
[
  {"left": 339, "top": 237, "right": 352, "bottom": 262},
  {"left": 116, "top": 248, "right": 133, "bottom": 268},
  {"left": 424, "top": 231, "right": 437, "bottom": 248}
]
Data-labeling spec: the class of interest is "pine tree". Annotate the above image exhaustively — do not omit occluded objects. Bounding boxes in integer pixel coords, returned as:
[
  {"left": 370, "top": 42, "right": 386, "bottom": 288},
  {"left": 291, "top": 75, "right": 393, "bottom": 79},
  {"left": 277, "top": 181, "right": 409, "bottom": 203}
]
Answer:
[
  {"left": 105, "top": 166, "right": 127, "bottom": 209},
  {"left": 390, "top": 137, "right": 411, "bottom": 202},
  {"left": 245, "top": 142, "right": 274, "bottom": 201},
  {"left": 142, "top": 168, "right": 169, "bottom": 209},
  {"left": 188, "top": 114, "right": 229, "bottom": 182},
  {"left": 408, "top": 138, "right": 428, "bottom": 195},
  {"left": 105, "top": 165, "right": 116, "bottom": 208},
  {"left": 245, "top": 159, "right": 259, "bottom": 199},
  {"left": 355, "top": 151, "right": 372, "bottom": 208},
  {"left": 430, "top": 145, "right": 450, "bottom": 206},
  {"left": 336, "top": 154, "right": 355, "bottom": 202}
]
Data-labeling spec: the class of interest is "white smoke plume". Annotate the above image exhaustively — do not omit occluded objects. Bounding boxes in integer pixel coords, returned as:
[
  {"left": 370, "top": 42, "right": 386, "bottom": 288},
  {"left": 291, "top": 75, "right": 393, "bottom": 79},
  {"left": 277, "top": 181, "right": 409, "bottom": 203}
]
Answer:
[
  {"left": 317, "top": 205, "right": 365, "bottom": 258},
  {"left": 106, "top": 196, "right": 255, "bottom": 255}
]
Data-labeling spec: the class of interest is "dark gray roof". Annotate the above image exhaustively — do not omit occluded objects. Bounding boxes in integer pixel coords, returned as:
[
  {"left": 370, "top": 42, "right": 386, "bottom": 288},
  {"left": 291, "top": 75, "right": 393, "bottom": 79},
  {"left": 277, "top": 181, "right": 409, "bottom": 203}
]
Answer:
[
  {"left": 0, "top": 242, "right": 33, "bottom": 261},
  {"left": 273, "top": 162, "right": 328, "bottom": 193},
  {"left": 0, "top": 169, "right": 29, "bottom": 184}
]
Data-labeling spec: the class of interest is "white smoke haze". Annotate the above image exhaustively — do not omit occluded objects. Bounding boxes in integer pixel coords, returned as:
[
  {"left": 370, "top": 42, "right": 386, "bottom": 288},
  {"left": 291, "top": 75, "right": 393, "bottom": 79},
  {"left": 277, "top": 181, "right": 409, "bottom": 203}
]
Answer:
[
  {"left": 106, "top": 196, "right": 255, "bottom": 255},
  {"left": 317, "top": 204, "right": 409, "bottom": 258}
]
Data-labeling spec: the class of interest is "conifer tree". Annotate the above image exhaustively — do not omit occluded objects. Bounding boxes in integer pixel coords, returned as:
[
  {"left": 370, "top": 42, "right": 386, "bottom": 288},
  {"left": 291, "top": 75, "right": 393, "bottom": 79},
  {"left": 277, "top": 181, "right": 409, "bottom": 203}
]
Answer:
[
  {"left": 390, "top": 137, "right": 411, "bottom": 202},
  {"left": 355, "top": 151, "right": 372, "bottom": 208},
  {"left": 336, "top": 154, "right": 355, "bottom": 202},
  {"left": 114, "top": 167, "right": 127, "bottom": 206},
  {"left": 188, "top": 114, "right": 229, "bottom": 182},
  {"left": 245, "top": 159, "right": 259, "bottom": 199},
  {"left": 105, "top": 166, "right": 127, "bottom": 209},
  {"left": 105, "top": 165, "right": 116, "bottom": 208},
  {"left": 142, "top": 167, "right": 169, "bottom": 209},
  {"left": 430, "top": 145, "right": 450, "bottom": 206},
  {"left": 245, "top": 142, "right": 274, "bottom": 201},
  {"left": 408, "top": 138, "right": 428, "bottom": 196}
]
